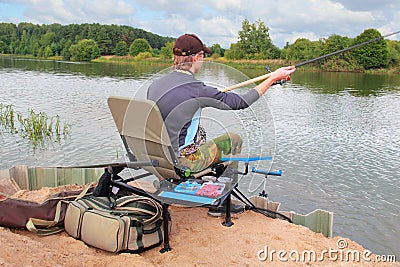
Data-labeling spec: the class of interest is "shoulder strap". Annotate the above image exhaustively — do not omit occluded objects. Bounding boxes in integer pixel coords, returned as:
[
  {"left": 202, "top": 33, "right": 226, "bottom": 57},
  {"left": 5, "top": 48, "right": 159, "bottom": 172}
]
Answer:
[
  {"left": 26, "top": 184, "right": 94, "bottom": 235},
  {"left": 25, "top": 200, "right": 65, "bottom": 235},
  {"left": 114, "top": 196, "right": 162, "bottom": 225}
]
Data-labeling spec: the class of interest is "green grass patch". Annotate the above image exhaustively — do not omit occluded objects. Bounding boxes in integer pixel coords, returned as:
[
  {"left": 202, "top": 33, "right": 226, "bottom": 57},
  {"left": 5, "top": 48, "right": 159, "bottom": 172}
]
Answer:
[{"left": 0, "top": 103, "right": 71, "bottom": 150}]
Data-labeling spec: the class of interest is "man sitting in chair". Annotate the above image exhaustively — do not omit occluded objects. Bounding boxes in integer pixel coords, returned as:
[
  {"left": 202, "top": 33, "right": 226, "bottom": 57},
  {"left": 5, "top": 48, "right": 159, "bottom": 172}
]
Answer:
[{"left": 147, "top": 33, "right": 295, "bottom": 215}]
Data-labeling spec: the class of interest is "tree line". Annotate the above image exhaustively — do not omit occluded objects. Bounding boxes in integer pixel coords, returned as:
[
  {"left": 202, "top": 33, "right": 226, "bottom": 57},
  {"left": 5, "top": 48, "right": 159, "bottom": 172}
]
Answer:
[
  {"left": 225, "top": 19, "right": 400, "bottom": 71},
  {"left": 0, "top": 22, "right": 174, "bottom": 61},
  {"left": 0, "top": 20, "right": 399, "bottom": 71}
]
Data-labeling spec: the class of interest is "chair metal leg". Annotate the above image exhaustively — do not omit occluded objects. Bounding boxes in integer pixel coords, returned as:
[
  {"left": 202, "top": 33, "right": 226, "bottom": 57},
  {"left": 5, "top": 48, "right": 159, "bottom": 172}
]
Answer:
[
  {"left": 160, "top": 203, "right": 172, "bottom": 253},
  {"left": 222, "top": 194, "right": 234, "bottom": 227}
]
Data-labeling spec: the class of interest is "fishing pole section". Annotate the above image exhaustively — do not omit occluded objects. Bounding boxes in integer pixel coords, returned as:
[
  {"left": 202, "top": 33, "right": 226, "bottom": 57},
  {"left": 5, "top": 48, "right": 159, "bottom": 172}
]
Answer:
[{"left": 223, "top": 29, "right": 400, "bottom": 92}]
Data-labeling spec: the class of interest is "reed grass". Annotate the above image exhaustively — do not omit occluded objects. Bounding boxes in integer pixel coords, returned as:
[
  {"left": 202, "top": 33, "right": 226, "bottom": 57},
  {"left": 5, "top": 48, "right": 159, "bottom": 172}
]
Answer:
[{"left": 0, "top": 103, "right": 71, "bottom": 149}]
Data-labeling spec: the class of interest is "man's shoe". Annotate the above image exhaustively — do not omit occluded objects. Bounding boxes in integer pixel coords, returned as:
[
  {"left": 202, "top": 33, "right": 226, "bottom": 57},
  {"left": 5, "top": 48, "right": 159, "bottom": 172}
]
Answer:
[{"left": 208, "top": 203, "right": 245, "bottom": 217}]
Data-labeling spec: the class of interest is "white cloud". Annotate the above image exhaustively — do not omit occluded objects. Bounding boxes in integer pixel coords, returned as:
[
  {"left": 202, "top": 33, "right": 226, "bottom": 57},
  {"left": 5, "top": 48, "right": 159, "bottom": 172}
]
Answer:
[
  {"left": 198, "top": 17, "right": 240, "bottom": 46},
  {"left": 1, "top": 0, "right": 399, "bottom": 48},
  {"left": 22, "top": 0, "right": 135, "bottom": 24},
  {"left": 212, "top": 0, "right": 243, "bottom": 12}
]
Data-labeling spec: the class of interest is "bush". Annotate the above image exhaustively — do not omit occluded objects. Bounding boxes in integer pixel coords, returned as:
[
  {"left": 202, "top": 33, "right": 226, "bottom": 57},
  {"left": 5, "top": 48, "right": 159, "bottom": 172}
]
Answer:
[
  {"left": 129, "top": 38, "right": 152, "bottom": 57},
  {"left": 114, "top": 41, "right": 128, "bottom": 56},
  {"left": 352, "top": 29, "right": 389, "bottom": 69},
  {"left": 70, "top": 39, "right": 100, "bottom": 61},
  {"left": 159, "top": 41, "right": 174, "bottom": 59},
  {"left": 134, "top": 51, "right": 152, "bottom": 60}
]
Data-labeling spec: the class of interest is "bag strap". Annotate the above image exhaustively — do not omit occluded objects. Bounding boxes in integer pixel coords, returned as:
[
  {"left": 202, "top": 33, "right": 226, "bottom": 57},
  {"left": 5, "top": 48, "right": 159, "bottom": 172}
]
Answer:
[
  {"left": 75, "top": 183, "right": 94, "bottom": 200},
  {"left": 25, "top": 200, "right": 66, "bottom": 236},
  {"left": 79, "top": 196, "right": 111, "bottom": 210},
  {"left": 114, "top": 196, "right": 162, "bottom": 225},
  {"left": 26, "top": 183, "right": 94, "bottom": 236}
]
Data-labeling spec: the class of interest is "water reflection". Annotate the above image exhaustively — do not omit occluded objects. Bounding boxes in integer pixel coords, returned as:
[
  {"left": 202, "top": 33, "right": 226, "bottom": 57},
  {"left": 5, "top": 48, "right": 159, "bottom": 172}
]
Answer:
[
  {"left": 0, "top": 56, "right": 167, "bottom": 80},
  {"left": 240, "top": 67, "right": 400, "bottom": 96},
  {"left": 292, "top": 71, "right": 400, "bottom": 96}
]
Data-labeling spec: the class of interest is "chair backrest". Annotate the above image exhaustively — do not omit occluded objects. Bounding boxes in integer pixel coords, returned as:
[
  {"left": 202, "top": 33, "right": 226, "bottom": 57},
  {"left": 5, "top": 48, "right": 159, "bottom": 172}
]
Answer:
[{"left": 107, "top": 96, "right": 179, "bottom": 180}]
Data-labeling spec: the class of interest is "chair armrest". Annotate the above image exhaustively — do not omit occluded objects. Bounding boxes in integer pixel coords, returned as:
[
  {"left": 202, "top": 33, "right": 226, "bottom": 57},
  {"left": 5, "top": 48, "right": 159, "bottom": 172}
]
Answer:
[{"left": 220, "top": 155, "right": 272, "bottom": 163}]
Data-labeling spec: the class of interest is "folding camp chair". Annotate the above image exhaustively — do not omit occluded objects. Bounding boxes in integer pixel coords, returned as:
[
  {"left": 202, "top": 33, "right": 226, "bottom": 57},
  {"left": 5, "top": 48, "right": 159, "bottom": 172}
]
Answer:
[{"left": 106, "top": 96, "right": 289, "bottom": 253}]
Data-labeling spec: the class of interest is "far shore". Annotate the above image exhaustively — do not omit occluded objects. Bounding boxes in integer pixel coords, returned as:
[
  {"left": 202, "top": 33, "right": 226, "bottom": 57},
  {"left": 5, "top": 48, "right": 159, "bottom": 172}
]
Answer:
[{"left": 1, "top": 53, "right": 399, "bottom": 75}]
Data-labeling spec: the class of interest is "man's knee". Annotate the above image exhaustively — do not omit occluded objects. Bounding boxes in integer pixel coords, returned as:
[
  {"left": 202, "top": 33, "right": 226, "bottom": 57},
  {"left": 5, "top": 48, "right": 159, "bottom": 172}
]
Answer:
[{"left": 227, "top": 132, "right": 242, "bottom": 153}]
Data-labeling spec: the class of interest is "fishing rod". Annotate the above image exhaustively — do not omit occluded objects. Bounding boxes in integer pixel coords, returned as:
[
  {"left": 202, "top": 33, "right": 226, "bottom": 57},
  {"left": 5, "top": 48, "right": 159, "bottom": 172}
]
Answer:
[
  {"left": 295, "top": 29, "right": 400, "bottom": 67},
  {"left": 46, "top": 160, "right": 159, "bottom": 169},
  {"left": 223, "top": 29, "right": 400, "bottom": 92}
]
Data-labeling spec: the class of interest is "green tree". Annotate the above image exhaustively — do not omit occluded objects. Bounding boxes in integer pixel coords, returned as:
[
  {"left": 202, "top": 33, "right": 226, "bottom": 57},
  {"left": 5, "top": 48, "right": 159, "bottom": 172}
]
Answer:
[
  {"left": 50, "top": 42, "right": 59, "bottom": 56},
  {"left": 95, "top": 26, "right": 113, "bottom": 55},
  {"left": 210, "top": 43, "right": 224, "bottom": 57},
  {"left": 387, "top": 40, "right": 400, "bottom": 67},
  {"left": 236, "top": 19, "right": 279, "bottom": 59},
  {"left": 321, "top": 34, "right": 360, "bottom": 71},
  {"left": 44, "top": 45, "right": 52, "bottom": 58},
  {"left": 69, "top": 39, "right": 100, "bottom": 61},
  {"left": 9, "top": 40, "right": 20, "bottom": 54},
  {"left": 40, "top": 31, "right": 56, "bottom": 47},
  {"left": 282, "top": 38, "right": 323, "bottom": 61},
  {"left": 20, "top": 30, "right": 31, "bottom": 55},
  {"left": 225, "top": 43, "right": 245, "bottom": 60},
  {"left": 160, "top": 41, "right": 174, "bottom": 59},
  {"left": 61, "top": 39, "right": 72, "bottom": 60},
  {"left": 31, "top": 41, "right": 40, "bottom": 57},
  {"left": 114, "top": 40, "right": 128, "bottom": 56},
  {"left": 352, "top": 29, "right": 389, "bottom": 69},
  {"left": 287, "top": 38, "right": 314, "bottom": 60},
  {"left": 323, "top": 35, "right": 350, "bottom": 53},
  {"left": 0, "top": 40, "right": 7, "bottom": 53},
  {"left": 0, "top": 22, "right": 174, "bottom": 60},
  {"left": 129, "top": 38, "right": 152, "bottom": 57},
  {"left": 0, "top": 23, "right": 18, "bottom": 46},
  {"left": 37, "top": 46, "right": 44, "bottom": 57}
]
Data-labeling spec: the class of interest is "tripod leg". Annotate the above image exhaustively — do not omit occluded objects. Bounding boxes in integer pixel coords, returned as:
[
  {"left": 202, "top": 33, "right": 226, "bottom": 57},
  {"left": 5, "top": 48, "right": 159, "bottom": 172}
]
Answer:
[{"left": 160, "top": 203, "right": 172, "bottom": 253}]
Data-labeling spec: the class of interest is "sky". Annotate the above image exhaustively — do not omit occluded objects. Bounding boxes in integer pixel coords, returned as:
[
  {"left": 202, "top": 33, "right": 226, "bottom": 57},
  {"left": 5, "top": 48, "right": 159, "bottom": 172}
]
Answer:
[{"left": 0, "top": 0, "right": 399, "bottom": 48}]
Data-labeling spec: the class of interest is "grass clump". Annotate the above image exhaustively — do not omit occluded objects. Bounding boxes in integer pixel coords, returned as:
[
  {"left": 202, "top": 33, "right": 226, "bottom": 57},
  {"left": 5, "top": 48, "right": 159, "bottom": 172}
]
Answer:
[{"left": 0, "top": 103, "right": 71, "bottom": 149}]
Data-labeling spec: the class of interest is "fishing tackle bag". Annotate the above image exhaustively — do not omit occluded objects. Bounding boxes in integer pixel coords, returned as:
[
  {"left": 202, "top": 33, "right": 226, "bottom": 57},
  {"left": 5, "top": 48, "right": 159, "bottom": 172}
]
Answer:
[
  {"left": 0, "top": 189, "right": 88, "bottom": 231},
  {"left": 64, "top": 194, "right": 165, "bottom": 253}
]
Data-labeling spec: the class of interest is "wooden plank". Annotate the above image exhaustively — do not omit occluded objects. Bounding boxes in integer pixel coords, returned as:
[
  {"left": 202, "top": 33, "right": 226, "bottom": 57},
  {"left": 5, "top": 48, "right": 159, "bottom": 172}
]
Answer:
[
  {"left": 246, "top": 195, "right": 333, "bottom": 238},
  {"left": 85, "top": 168, "right": 103, "bottom": 184},
  {"left": 55, "top": 168, "right": 64, "bottom": 186},
  {"left": 31, "top": 167, "right": 57, "bottom": 189},
  {"left": 291, "top": 209, "right": 333, "bottom": 238},
  {"left": 57, "top": 168, "right": 70, "bottom": 185},
  {"left": 248, "top": 196, "right": 281, "bottom": 212},
  {"left": 0, "top": 169, "right": 10, "bottom": 179},
  {"left": 72, "top": 168, "right": 85, "bottom": 185},
  {"left": 0, "top": 178, "right": 21, "bottom": 195},
  {"left": 84, "top": 168, "right": 94, "bottom": 184},
  {"left": 27, "top": 167, "right": 36, "bottom": 190},
  {"left": 10, "top": 165, "right": 29, "bottom": 190}
]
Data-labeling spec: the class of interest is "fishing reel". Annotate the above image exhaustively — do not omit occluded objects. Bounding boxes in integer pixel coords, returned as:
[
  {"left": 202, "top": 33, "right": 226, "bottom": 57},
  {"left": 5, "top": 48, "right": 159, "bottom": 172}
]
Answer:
[
  {"left": 265, "top": 65, "right": 291, "bottom": 86},
  {"left": 272, "top": 76, "right": 290, "bottom": 86}
]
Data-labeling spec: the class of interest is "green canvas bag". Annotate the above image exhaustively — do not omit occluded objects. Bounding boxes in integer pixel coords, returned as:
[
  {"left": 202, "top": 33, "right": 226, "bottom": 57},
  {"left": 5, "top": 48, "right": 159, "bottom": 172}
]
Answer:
[{"left": 64, "top": 194, "right": 165, "bottom": 253}]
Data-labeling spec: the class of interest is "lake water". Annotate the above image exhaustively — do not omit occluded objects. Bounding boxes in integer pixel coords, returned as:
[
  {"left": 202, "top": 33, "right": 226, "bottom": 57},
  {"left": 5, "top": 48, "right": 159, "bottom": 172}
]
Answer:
[{"left": 0, "top": 56, "right": 399, "bottom": 259}]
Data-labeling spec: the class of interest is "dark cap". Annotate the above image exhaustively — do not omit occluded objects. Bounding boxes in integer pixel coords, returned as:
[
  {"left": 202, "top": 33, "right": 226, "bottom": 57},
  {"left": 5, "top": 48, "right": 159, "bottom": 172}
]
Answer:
[{"left": 173, "top": 34, "right": 212, "bottom": 56}]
